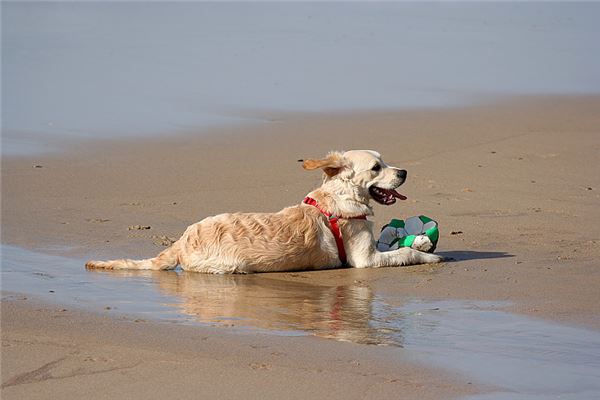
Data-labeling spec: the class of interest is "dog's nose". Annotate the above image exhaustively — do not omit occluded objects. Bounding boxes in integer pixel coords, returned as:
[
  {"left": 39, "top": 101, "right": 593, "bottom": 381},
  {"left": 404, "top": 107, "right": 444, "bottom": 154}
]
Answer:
[{"left": 397, "top": 169, "right": 407, "bottom": 180}]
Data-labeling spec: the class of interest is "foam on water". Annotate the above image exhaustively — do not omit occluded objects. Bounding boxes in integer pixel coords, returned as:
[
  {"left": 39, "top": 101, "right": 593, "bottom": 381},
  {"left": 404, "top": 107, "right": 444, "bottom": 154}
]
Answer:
[{"left": 2, "top": 244, "right": 600, "bottom": 399}]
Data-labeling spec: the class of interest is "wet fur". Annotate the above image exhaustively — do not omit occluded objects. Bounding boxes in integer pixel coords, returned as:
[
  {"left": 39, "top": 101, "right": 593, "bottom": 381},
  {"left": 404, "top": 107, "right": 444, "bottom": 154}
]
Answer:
[{"left": 86, "top": 150, "right": 442, "bottom": 273}]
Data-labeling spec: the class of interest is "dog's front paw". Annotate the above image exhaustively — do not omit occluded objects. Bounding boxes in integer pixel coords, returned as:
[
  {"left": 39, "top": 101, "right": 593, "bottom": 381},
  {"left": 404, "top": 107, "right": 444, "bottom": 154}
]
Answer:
[
  {"left": 411, "top": 235, "right": 434, "bottom": 253},
  {"left": 422, "top": 253, "right": 443, "bottom": 264}
]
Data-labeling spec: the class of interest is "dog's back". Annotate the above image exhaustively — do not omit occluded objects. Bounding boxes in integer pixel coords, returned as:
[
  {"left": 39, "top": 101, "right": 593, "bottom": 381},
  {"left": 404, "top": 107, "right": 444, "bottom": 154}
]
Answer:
[{"left": 87, "top": 205, "right": 339, "bottom": 274}]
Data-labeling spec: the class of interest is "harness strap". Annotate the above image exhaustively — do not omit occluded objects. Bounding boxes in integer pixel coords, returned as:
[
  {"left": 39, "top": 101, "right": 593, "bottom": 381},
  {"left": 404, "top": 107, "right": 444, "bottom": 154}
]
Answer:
[{"left": 302, "top": 196, "right": 367, "bottom": 265}]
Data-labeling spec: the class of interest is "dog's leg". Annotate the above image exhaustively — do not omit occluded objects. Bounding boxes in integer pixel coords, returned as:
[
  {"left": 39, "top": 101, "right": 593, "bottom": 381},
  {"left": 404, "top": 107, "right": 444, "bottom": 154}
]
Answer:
[
  {"left": 351, "top": 247, "right": 442, "bottom": 268},
  {"left": 86, "top": 242, "right": 180, "bottom": 270},
  {"left": 362, "top": 247, "right": 443, "bottom": 268},
  {"left": 346, "top": 230, "right": 442, "bottom": 268}
]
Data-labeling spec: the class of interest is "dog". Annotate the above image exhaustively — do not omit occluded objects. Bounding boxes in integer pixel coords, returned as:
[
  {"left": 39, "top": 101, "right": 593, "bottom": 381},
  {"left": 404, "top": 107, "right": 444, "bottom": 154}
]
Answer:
[{"left": 85, "top": 150, "right": 442, "bottom": 273}]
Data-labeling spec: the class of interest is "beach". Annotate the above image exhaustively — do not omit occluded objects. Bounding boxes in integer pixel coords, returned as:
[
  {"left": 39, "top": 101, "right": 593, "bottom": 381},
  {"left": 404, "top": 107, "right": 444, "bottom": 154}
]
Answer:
[
  {"left": 3, "top": 2, "right": 600, "bottom": 397},
  {"left": 2, "top": 95, "right": 600, "bottom": 398}
]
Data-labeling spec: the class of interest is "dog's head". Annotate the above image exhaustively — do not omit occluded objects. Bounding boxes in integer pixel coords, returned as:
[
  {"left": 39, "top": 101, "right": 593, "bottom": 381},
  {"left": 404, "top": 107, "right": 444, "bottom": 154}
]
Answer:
[{"left": 302, "top": 150, "right": 407, "bottom": 207}]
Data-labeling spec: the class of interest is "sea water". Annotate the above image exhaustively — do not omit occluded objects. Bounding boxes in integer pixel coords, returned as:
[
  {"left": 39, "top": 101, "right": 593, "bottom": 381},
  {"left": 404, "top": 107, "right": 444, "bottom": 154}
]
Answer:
[{"left": 3, "top": 2, "right": 600, "bottom": 154}]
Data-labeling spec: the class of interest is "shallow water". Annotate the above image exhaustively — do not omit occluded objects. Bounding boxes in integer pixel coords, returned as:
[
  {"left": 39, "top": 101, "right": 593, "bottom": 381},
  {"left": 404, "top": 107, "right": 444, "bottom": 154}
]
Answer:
[
  {"left": 2, "top": 244, "right": 600, "bottom": 398},
  {"left": 403, "top": 301, "right": 600, "bottom": 400},
  {"left": 3, "top": 2, "right": 600, "bottom": 154}
]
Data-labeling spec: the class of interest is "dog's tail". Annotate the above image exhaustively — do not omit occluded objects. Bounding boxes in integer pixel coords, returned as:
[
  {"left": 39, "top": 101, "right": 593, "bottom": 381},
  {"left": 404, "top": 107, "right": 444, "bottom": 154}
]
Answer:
[{"left": 86, "top": 242, "right": 180, "bottom": 271}]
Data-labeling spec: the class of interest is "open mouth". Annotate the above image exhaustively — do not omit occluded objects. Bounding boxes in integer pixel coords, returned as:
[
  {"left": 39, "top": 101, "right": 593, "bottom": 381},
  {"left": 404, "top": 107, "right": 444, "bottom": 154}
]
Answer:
[{"left": 369, "top": 186, "right": 407, "bottom": 205}]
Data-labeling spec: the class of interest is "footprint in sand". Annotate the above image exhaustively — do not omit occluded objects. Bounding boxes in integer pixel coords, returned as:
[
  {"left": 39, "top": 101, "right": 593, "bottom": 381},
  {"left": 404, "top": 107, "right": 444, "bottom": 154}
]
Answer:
[
  {"left": 128, "top": 225, "right": 151, "bottom": 230},
  {"left": 86, "top": 218, "right": 110, "bottom": 223},
  {"left": 249, "top": 362, "right": 271, "bottom": 371},
  {"left": 151, "top": 235, "right": 177, "bottom": 246}
]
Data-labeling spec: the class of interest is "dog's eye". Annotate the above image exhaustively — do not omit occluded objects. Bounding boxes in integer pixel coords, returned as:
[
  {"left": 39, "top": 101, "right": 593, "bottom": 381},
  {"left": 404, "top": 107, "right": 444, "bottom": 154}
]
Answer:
[{"left": 371, "top": 164, "right": 382, "bottom": 172}]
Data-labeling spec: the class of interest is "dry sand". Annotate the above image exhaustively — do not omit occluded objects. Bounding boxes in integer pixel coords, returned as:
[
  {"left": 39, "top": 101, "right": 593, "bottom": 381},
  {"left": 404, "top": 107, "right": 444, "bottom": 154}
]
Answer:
[{"left": 2, "top": 95, "right": 600, "bottom": 398}]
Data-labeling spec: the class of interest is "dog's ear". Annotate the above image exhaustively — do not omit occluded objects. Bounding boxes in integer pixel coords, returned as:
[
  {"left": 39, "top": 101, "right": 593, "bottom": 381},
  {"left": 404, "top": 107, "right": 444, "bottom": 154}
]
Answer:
[{"left": 301, "top": 151, "right": 347, "bottom": 177}]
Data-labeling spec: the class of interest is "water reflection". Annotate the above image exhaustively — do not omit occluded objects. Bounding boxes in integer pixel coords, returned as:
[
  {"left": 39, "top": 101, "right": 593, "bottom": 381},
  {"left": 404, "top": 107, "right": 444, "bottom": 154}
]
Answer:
[
  {"left": 3, "top": 244, "right": 409, "bottom": 345},
  {"left": 100, "top": 269, "right": 406, "bottom": 346}
]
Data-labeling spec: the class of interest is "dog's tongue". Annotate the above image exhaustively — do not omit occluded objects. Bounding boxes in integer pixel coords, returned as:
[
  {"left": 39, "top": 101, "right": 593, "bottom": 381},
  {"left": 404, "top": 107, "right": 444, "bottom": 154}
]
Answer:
[{"left": 383, "top": 188, "right": 407, "bottom": 200}]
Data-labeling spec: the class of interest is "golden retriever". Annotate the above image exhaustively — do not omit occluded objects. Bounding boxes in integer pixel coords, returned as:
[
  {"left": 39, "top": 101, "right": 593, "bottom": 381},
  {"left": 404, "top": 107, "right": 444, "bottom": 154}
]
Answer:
[{"left": 86, "top": 150, "right": 442, "bottom": 273}]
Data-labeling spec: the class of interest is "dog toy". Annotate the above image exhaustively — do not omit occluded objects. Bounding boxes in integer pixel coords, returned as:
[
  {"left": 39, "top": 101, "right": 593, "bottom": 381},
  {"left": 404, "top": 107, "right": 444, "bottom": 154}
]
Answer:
[{"left": 377, "top": 215, "right": 439, "bottom": 253}]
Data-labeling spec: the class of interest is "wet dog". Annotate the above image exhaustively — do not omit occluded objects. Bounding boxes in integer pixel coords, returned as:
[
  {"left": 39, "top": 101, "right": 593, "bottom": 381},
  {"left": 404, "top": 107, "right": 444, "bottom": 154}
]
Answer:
[{"left": 86, "top": 150, "right": 442, "bottom": 273}]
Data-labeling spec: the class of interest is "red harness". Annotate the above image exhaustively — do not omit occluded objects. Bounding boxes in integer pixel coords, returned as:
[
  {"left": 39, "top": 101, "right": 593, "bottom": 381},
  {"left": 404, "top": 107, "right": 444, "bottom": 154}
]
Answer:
[{"left": 302, "top": 197, "right": 367, "bottom": 265}]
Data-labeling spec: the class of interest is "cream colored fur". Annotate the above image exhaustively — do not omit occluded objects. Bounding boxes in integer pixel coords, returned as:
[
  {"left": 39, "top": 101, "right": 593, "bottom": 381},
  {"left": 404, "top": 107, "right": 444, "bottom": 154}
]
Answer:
[{"left": 86, "top": 150, "right": 442, "bottom": 274}]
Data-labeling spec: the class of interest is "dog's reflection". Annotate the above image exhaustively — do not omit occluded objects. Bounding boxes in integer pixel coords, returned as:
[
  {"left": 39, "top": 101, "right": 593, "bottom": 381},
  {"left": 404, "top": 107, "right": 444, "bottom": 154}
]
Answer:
[{"left": 94, "top": 269, "right": 404, "bottom": 346}]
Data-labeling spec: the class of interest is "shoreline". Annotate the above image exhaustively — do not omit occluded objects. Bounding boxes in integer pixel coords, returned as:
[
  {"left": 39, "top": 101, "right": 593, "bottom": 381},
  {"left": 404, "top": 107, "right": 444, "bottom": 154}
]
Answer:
[{"left": 3, "top": 93, "right": 600, "bottom": 159}]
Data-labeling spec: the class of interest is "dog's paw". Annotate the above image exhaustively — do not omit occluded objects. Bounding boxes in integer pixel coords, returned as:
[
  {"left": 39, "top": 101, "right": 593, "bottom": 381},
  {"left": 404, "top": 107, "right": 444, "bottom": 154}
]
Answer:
[
  {"left": 422, "top": 253, "right": 443, "bottom": 264},
  {"left": 411, "top": 235, "right": 434, "bottom": 253},
  {"left": 85, "top": 260, "right": 111, "bottom": 270}
]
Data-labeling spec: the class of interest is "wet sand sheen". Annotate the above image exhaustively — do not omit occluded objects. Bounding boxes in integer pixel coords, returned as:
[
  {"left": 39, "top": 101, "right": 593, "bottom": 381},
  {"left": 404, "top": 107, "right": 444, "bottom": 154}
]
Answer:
[
  {"left": 2, "top": 296, "right": 481, "bottom": 400},
  {"left": 3, "top": 244, "right": 600, "bottom": 400}
]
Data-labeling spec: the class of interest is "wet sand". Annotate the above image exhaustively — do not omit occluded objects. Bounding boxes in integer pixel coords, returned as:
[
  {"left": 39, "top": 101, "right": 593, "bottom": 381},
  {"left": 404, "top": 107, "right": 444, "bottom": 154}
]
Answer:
[
  {"left": 2, "top": 95, "right": 600, "bottom": 398},
  {"left": 1, "top": 297, "right": 478, "bottom": 400}
]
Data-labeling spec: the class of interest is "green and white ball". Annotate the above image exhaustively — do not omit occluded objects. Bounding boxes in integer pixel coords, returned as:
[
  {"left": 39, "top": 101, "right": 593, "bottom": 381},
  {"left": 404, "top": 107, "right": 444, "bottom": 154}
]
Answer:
[{"left": 377, "top": 216, "right": 439, "bottom": 253}]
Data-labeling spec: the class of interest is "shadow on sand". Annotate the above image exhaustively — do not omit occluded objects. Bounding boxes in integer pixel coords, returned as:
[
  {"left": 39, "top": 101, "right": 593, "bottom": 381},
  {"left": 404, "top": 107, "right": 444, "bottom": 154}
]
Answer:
[{"left": 437, "top": 250, "right": 514, "bottom": 262}]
